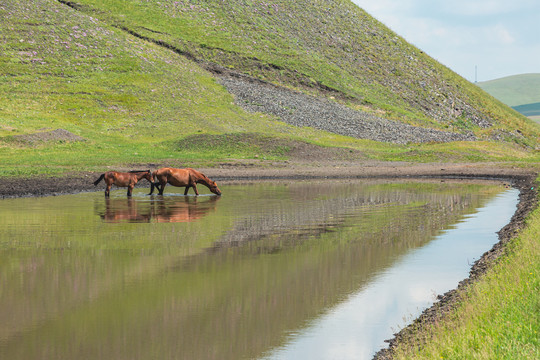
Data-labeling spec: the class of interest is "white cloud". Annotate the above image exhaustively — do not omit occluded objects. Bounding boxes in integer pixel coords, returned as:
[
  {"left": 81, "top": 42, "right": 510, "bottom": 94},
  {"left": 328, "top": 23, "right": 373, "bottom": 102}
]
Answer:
[
  {"left": 442, "top": 0, "right": 509, "bottom": 16},
  {"left": 355, "top": 0, "right": 414, "bottom": 14},
  {"left": 490, "top": 25, "right": 515, "bottom": 45},
  {"left": 441, "top": 0, "right": 538, "bottom": 16},
  {"left": 351, "top": 0, "right": 540, "bottom": 80}
]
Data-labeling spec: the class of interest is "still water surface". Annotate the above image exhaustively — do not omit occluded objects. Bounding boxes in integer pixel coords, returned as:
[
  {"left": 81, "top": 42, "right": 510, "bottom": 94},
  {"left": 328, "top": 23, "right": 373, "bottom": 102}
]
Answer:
[{"left": 0, "top": 180, "right": 518, "bottom": 359}]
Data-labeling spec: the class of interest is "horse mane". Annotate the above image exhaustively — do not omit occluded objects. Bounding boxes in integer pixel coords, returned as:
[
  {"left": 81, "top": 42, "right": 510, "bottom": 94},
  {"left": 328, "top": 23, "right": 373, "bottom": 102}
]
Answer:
[
  {"left": 191, "top": 169, "right": 212, "bottom": 184},
  {"left": 129, "top": 170, "right": 150, "bottom": 173}
]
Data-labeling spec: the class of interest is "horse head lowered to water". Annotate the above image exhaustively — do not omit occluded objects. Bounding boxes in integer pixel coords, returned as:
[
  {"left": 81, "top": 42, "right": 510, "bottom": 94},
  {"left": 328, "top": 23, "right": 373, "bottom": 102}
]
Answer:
[
  {"left": 150, "top": 167, "right": 221, "bottom": 196},
  {"left": 93, "top": 170, "right": 153, "bottom": 197}
]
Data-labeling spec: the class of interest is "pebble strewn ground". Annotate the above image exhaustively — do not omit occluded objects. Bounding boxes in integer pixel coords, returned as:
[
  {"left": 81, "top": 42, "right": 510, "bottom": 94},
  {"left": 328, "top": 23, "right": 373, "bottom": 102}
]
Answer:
[{"left": 219, "top": 75, "right": 476, "bottom": 144}]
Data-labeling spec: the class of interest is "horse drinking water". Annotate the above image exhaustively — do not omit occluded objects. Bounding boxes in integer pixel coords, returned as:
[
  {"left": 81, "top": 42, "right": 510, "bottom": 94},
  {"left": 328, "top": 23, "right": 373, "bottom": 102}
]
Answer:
[
  {"left": 94, "top": 170, "right": 153, "bottom": 197},
  {"left": 150, "top": 168, "right": 221, "bottom": 196}
]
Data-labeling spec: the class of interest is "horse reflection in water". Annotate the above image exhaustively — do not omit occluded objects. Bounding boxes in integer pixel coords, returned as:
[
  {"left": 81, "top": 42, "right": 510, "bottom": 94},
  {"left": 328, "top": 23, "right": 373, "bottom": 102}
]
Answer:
[
  {"left": 98, "top": 198, "right": 152, "bottom": 223},
  {"left": 97, "top": 196, "right": 220, "bottom": 223}
]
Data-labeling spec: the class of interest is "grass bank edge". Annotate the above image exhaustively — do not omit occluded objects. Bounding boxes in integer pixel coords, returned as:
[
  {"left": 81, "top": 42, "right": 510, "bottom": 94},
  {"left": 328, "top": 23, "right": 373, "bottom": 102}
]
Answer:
[{"left": 1, "top": 137, "right": 539, "bottom": 178}]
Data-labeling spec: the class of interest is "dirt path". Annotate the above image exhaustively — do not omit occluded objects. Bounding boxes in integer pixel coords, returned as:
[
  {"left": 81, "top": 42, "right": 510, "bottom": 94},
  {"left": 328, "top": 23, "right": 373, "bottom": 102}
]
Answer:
[{"left": 1, "top": 160, "right": 537, "bottom": 359}]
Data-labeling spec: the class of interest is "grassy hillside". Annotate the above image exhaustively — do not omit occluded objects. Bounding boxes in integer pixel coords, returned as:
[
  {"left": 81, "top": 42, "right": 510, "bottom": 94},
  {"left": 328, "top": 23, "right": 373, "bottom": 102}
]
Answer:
[
  {"left": 0, "top": 0, "right": 306, "bottom": 176},
  {"left": 478, "top": 73, "right": 540, "bottom": 107},
  {"left": 0, "top": 0, "right": 538, "bottom": 177},
  {"left": 64, "top": 0, "right": 538, "bottom": 133}
]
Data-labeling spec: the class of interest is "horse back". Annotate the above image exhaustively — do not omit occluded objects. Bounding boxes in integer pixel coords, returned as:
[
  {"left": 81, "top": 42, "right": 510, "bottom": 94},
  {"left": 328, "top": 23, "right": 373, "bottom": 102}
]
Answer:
[
  {"left": 156, "top": 167, "right": 190, "bottom": 186},
  {"left": 107, "top": 171, "right": 137, "bottom": 186},
  {"left": 186, "top": 168, "right": 207, "bottom": 182}
]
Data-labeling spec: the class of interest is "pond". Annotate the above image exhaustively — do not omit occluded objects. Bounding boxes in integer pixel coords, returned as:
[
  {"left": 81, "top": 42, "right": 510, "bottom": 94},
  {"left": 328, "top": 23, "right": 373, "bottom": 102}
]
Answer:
[{"left": 0, "top": 179, "right": 518, "bottom": 360}]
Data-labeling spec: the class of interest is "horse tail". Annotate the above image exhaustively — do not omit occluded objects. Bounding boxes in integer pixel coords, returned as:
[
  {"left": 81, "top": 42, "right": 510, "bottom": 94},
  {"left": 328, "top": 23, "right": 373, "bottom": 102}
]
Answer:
[{"left": 93, "top": 173, "right": 105, "bottom": 186}]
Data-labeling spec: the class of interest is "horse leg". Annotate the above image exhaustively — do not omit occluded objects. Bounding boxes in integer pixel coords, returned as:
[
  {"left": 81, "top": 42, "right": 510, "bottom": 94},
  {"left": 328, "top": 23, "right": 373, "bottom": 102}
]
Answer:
[
  {"left": 184, "top": 184, "right": 198, "bottom": 195},
  {"left": 149, "top": 181, "right": 161, "bottom": 195},
  {"left": 186, "top": 177, "right": 199, "bottom": 195},
  {"left": 127, "top": 184, "right": 134, "bottom": 197},
  {"left": 185, "top": 183, "right": 199, "bottom": 195},
  {"left": 150, "top": 173, "right": 163, "bottom": 195},
  {"left": 158, "top": 182, "right": 166, "bottom": 196},
  {"left": 105, "top": 184, "right": 111, "bottom": 197}
]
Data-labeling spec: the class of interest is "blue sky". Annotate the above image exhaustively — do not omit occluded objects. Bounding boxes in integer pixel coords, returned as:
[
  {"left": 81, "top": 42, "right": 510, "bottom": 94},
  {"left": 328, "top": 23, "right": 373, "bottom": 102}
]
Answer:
[{"left": 351, "top": 0, "right": 540, "bottom": 82}]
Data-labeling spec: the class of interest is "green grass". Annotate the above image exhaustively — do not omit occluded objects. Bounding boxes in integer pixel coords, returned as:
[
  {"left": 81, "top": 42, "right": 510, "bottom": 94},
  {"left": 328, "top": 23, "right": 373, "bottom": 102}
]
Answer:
[
  {"left": 70, "top": 0, "right": 539, "bottom": 133},
  {"left": 393, "top": 180, "right": 540, "bottom": 359},
  {"left": 0, "top": 0, "right": 539, "bottom": 177},
  {"left": 0, "top": 0, "right": 303, "bottom": 174}
]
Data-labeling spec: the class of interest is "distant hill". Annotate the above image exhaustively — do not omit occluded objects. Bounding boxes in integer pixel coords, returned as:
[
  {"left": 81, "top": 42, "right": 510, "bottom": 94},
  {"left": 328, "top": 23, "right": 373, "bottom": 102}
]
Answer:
[
  {"left": 477, "top": 74, "right": 540, "bottom": 120},
  {"left": 477, "top": 74, "right": 540, "bottom": 107}
]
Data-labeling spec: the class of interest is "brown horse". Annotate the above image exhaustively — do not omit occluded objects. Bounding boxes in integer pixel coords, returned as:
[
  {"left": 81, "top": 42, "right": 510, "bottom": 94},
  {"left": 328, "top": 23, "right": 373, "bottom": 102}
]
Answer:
[
  {"left": 94, "top": 170, "right": 153, "bottom": 197},
  {"left": 150, "top": 167, "right": 221, "bottom": 196}
]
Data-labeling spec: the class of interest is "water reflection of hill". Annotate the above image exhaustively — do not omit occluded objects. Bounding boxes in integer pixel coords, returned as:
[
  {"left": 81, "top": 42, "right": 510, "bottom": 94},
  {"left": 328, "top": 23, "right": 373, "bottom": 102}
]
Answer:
[
  {"left": 216, "top": 182, "right": 472, "bottom": 250},
  {"left": 95, "top": 196, "right": 220, "bottom": 223},
  {"left": 163, "top": 183, "right": 490, "bottom": 359}
]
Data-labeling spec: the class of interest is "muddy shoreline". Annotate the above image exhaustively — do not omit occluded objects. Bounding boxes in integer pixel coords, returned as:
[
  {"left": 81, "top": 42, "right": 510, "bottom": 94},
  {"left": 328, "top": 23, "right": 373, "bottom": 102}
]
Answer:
[
  {"left": 0, "top": 161, "right": 536, "bottom": 199},
  {"left": 1, "top": 161, "right": 537, "bottom": 358}
]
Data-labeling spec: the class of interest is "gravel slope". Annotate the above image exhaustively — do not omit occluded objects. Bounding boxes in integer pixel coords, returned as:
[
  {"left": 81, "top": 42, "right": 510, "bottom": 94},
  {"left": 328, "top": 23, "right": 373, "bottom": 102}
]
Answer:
[{"left": 219, "top": 73, "right": 476, "bottom": 144}]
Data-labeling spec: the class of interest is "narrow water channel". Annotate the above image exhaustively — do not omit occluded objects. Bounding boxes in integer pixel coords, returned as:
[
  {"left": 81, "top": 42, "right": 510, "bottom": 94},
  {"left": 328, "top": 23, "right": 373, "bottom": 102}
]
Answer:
[
  {"left": 0, "top": 180, "right": 518, "bottom": 360},
  {"left": 261, "top": 187, "right": 518, "bottom": 359}
]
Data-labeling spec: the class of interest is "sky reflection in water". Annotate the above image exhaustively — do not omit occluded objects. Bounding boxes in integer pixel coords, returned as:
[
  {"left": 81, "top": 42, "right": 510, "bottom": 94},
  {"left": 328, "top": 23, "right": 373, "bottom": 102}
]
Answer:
[{"left": 262, "top": 188, "right": 518, "bottom": 360}]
